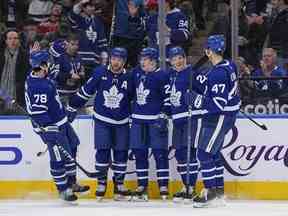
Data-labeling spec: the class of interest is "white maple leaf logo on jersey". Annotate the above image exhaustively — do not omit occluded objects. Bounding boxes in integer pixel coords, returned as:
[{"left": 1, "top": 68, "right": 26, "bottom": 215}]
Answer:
[
  {"left": 86, "top": 26, "right": 97, "bottom": 43},
  {"left": 170, "top": 84, "right": 182, "bottom": 107},
  {"left": 103, "top": 85, "right": 123, "bottom": 109},
  {"left": 136, "top": 82, "right": 150, "bottom": 105}
]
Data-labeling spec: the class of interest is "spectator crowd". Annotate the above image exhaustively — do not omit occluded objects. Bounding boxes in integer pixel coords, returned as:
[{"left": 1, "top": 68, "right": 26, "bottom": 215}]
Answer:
[{"left": 1, "top": 0, "right": 288, "bottom": 113}]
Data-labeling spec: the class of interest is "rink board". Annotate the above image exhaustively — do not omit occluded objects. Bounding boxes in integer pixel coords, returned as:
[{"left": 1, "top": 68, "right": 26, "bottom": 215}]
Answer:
[{"left": 1, "top": 115, "right": 288, "bottom": 199}]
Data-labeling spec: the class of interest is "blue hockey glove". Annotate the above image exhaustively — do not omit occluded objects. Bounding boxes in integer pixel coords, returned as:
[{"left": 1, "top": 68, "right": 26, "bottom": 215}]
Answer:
[
  {"left": 154, "top": 114, "right": 169, "bottom": 134},
  {"left": 41, "top": 125, "right": 59, "bottom": 144},
  {"left": 184, "top": 91, "right": 203, "bottom": 109},
  {"left": 66, "top": 105, "right": 77, "bottom": 123}
]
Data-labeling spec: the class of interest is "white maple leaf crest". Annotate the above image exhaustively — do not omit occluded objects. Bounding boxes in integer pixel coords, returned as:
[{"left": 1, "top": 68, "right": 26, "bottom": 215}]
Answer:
[
  {"left": 103, "top": 85, "right": 123, "bottom": 109},
  {"left": 170, "top": 84, "right": 182, "bottom": 107},
  {"left": 86, "top": 26, "right": 97, "bottom": 43},
  {"left": 136, "top": 82, "right": 150, "bottom": 105}
]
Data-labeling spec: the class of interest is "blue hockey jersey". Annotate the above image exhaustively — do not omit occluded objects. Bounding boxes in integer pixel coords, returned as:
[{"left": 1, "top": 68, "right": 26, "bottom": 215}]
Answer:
[
  {"left": 50, "top": 53, "right": 83, "bottom": 96},
  {"left": 131, "top": 66, "right": 170, "bottom": 123},
  {"left": 146, "top": 8, "right": 189, "bottom": 52},
  {"left": 169, "top": 65, "right": 206, "bottom": 125},
  {"left": 69, "top": 66, "right": 133, "bottom": 125},
  {"left": 191, "top": 60, "right": 241, "bottom": 115},
  {"left": 25, "top": 72, "right": 68, "bottom": 130},
  {"left": 68, "top": 11, "right": 108, "bottom": 66}
]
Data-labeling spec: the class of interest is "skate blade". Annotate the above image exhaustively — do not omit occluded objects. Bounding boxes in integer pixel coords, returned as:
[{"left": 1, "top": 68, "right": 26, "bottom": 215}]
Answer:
[
  {"left": 96, "top": 197, "right": 105, "bottom": 202},
  {"left": 172, "top": 197, "right": 184, "bottom": 203},
  {"left": 60, "top": 200, "right": 78, "bottom": 206},
  {"left": 193, "top": 199, "right": 218, "bottom": 208},
  {"left": 131, "top": 196, "right": 148, "bottom": 202},
  {"left": 114, "top": 195, "right": 132, "bottom": 201},
  {"left": 183, "top": 198, "right": 193, "bottom": 205}
]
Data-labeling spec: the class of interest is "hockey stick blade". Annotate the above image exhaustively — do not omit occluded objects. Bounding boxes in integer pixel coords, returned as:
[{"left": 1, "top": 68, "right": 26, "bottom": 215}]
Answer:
[{"left": 240, "top": 110, "right": 268, "bottom": 131}]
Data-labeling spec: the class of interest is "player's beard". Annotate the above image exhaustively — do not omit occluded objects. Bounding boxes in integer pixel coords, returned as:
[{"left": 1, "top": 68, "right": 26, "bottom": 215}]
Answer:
[{"left": 111, "top": 62, "right": 123, "bottom": 74}]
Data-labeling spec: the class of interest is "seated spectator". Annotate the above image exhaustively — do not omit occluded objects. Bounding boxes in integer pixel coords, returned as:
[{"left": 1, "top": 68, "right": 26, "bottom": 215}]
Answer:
[
  {"left": 252, "top": 48, "right": 287, "bottom": 96},
  {"left": 38, "top": 2, "right": 63, "bottom": 35},
  {"left": 0, "top": 30, "right": 29, "bottom": 113},
  {"left": 28, "top": 0, "right": 54, "bottom": 23},
  {"left": 237, "top": 56, "right": 256, "bottom": 105}
]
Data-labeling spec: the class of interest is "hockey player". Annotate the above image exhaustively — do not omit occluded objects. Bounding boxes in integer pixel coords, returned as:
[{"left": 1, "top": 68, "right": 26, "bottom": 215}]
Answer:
[
  {"left": 68, "top": 0, "right": 108, "bottom": 78},
  {"left": 25, "top": 50, "right": 89, "bottom": 203},
  {"left": 67, "top": 47, "right": 133, "bottom": 201},
  {"left": 146, "top": 0, "right": 190, "bottom": 53},
  {"left": 130, "top": 47, "right": 170, "bottom": 201},
  {"left": 167, "top": 47, "right": 200, "bottom": 202},
  {"left": 185, "top": 35, "right": 241, "bottom": 207},
  {"left": 49, "top": 33, "right": 85, "bottom": 105}
]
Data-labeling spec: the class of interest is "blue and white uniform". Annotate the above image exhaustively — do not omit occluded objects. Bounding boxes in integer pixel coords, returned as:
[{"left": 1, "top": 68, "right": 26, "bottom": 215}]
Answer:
[
  {"left": 25, "top": 50, "right": 79, "bottom": 193},
  {"left": 68, "top": 48, "right": 133, "bottom": 186},
  {"left": 186, "top": 35, "right": 241, "bottom": 191},
  {"left": 130, "top": 48, "right": 170, "bottom": 190}
]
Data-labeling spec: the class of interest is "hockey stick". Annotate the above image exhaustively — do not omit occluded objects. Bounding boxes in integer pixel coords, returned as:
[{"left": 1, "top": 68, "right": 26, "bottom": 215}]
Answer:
[
  {"left": 239, "top": 110, "right": 268, "bottom": 130},
  {"left": 185, "top": 55, "right": 209, "bottom": 197},
  {"left": 36, "top": 147, "right": 48, "bottom": 157},
  {"left": 0, "top": 88, "right": 103, "bottom": 178}
]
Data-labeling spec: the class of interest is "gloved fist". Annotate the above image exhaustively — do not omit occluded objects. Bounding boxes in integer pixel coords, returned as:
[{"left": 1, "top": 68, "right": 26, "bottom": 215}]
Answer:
[
  {"left": 41, "top": 125, "right": 59, "bottom": 144},
  {"left": 184, "top": 91, "right": 203, "bottom": 108},
  {"left": 66, "top": 105, "right": 77, "bottom": 123}
]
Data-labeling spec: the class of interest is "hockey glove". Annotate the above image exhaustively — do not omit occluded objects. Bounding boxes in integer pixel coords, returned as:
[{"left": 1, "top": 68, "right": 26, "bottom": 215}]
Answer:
[
  {"left": 154, "top": 114, "right": 169, "bottom": 134},
  {"left": 66, "top": 105, "right": 77, "bottom": 123},
  {"left": 41, "top": 125, "right": 59, "bottom": 144},
  {"left": 184, "top": 91, "right": 203, "bottom": 109}
]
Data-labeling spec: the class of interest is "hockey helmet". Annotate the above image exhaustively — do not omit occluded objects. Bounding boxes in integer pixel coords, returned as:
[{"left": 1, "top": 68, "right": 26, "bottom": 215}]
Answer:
[
  {"left": 30, "top": 50, "right": 50, "bottom": 69},
  {"left": 204, "top": 34, "right": 226, "bottom": 53},
  {"left": 110, "top": 47, "right": 128, "bottom": 62},
  {"left": 168, "top": 46, "right": 186, "bottom": 60},
  {"left": 140, "top": 47, "right": 158, "bottom": 61}
]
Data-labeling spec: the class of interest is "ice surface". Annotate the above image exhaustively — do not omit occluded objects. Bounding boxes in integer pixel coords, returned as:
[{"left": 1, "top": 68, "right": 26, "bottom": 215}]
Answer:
[{"left": 0, "top": 200, "right": 288, "bottom": 216}]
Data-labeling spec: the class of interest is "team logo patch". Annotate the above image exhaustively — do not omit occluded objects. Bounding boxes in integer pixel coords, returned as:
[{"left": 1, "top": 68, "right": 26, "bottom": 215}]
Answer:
[
  {"left": 103, "top": 85, "right": 123, "bottom": 109},
  {"left": 170, "top": 84, "right": 182, "bottom": 107},
  {"left": 136, "top": 82, "right": 150, "bottom": 105}
]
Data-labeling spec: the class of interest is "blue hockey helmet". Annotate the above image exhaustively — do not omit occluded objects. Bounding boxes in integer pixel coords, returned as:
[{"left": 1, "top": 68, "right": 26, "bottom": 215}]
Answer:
[
  {"left": 30, "top": 50, "right": 50, "bottom": 69},
  {"left": 110, "top": 47, "right": 128, "bottom": 61},
  {"left": 168, "top": 46, "right": 186, "bottom": 60},
  {"left": 204, "top": 34, "right": 226, "bottom": 53},
  {"left": 140, "top": 47, "right": 158, "bottom": 61}
]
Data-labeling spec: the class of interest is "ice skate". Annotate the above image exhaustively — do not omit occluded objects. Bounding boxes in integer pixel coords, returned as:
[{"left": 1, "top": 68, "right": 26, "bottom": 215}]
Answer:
[
  {"left": 132, "top": 186, "right": 148, "bottom": 202},
  {"left": 72, "top": 183, "right": 90, "bottom": 195},
  {"left": 159, "top": 186, "right": 169, "bottom": 201},
  {"left": 173, "top": 186, "right": 197, "bottom": 203},
  {"left": 59, "top": 188, "right": 78, "bottom": 204},
  {"left": 114, "top": 184, "right": 132, "bottom": 201},
  {"left": 216, "top": 187, "right": 226, "bottom": 206},
  {"left": 193, "top": 188, "right": 217, "bottom": 208},
  {"left": 95, "top": 184, "right": 106, "bottom": 201}
]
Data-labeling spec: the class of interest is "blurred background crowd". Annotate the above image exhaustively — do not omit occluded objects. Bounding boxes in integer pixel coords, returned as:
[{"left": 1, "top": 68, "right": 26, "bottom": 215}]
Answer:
[{"left": 1, "top": 0, "right": 288, "bottom": 114}]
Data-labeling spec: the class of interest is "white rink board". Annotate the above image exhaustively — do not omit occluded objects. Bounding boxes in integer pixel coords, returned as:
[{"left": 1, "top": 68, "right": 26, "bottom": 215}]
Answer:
[{"left": 0, "top": 116, "right": 288, "bottom": 181}]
